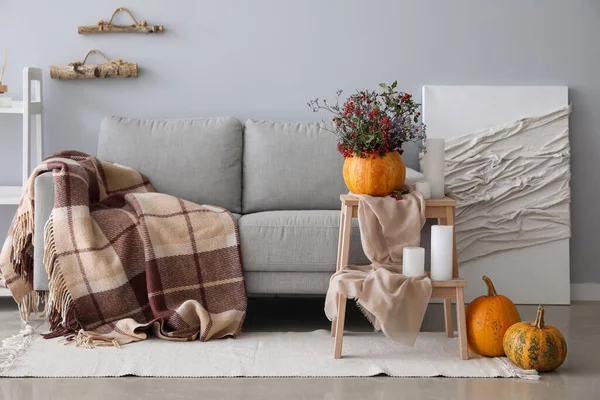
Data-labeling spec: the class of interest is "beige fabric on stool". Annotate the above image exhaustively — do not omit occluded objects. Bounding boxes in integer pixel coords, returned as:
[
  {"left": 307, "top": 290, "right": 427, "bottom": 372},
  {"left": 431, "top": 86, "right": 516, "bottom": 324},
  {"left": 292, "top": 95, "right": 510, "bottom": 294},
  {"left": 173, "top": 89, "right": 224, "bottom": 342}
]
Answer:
[{"left": 325, "top": 190, "right": 432, "bottom": 345}]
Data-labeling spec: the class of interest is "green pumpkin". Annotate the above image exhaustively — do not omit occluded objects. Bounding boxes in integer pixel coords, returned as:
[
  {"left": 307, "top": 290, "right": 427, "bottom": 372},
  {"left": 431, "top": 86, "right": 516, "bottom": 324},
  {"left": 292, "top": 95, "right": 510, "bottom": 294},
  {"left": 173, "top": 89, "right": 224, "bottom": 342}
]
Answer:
[{"left": 503, "top": 306, "right": 567, "bottom": 372}]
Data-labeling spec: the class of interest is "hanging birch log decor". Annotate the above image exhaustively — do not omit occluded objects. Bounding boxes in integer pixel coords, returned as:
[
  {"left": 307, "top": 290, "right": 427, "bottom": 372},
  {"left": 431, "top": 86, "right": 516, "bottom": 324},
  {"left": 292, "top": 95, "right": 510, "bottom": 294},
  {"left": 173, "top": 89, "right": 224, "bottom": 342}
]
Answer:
[
  {"left": 50, "top": 50, "right": 138, "bottom": 80},
  {"left": 78, "top": 7, "right": 164, "bottom": 34}
]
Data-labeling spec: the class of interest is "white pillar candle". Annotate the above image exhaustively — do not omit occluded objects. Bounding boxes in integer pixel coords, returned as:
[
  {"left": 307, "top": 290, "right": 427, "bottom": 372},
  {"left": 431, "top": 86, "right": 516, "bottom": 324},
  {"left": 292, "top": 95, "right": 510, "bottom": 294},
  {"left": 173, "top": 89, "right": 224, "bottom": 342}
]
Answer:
[
  {"left": 415, "top": 181, "right": 431, "bottom": 200},
  {"left": 402, "top": 247, "right": 425, "bottom": 277},
  {"left": 422, "top": 138, "right": 446, "bottom": 199},
  {"left": 430, "top": 225, "right": 453, "bottom": 281}
]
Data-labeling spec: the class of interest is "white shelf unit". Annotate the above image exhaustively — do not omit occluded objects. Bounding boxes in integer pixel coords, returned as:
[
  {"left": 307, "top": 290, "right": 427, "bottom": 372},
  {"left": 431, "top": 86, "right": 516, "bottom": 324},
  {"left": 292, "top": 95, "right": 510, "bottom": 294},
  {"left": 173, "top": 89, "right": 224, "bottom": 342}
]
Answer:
[
  {"left": 0, "top": 100, "right": 24, "bottom": 114},
  {"left": 0, "top": 186, "right": 22, "bottom": 205},
  {"left": 0, "top": 68, "right": 44, "bottom": 204},
  {"left": 0, "top": 68, "right": 43, "bottom": 297}
]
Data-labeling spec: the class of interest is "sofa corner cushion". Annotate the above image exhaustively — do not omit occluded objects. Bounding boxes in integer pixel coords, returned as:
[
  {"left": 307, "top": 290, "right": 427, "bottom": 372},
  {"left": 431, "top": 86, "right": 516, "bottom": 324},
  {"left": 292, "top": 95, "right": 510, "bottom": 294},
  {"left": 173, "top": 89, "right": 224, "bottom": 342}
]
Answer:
[
  {"left": 98, "top": 116, "right": 243, "bottom": 213},
  {"left": 238, "top": 210, "right": 369, "bottom": 273},
  {"left": 242, "top": 120, "right": 348, "bottom": 213}
]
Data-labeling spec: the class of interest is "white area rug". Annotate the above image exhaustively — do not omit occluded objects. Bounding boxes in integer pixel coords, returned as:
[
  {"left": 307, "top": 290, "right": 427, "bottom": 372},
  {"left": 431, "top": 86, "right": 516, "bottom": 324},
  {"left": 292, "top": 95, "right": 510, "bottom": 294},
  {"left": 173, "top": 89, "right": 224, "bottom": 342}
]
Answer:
[{"left": 1, "top": 329, "right": 535, "bottom": 378}]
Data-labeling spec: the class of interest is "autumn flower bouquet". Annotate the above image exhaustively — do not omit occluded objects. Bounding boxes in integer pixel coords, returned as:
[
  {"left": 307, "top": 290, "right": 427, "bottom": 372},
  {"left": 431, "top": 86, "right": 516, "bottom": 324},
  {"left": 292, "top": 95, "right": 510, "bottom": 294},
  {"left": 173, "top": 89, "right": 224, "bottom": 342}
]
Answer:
[{"left": 307, "top": 81, "right": 426, "bottom": 158}]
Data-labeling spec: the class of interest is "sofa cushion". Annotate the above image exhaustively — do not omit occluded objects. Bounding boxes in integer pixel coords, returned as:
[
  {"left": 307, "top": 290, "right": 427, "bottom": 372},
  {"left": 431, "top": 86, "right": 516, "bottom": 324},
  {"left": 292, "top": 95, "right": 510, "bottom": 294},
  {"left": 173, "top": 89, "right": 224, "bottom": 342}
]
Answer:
[
  {"left": 243, "top": 120, "right": 347, "bottom": 213},
  {"left": 242, "top": 120, "right": 425, "bottom": 213},
  {"left": 238, "top": 210, "right": 369, "bottom": 273},
  {"left": 98, "top": 116, "right": 243, "bottom": 213}
]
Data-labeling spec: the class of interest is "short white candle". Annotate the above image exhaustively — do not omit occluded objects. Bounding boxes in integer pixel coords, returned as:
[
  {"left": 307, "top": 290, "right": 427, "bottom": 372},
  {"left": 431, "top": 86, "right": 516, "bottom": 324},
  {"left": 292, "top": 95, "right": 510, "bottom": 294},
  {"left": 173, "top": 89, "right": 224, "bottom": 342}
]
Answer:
[
  {"left": 402, "top": 247, "right": 425, "bottom": 277},
  {"left": 430, "top": 225, "right": 454, "bottom": 281},
  {"left": 415, "top": 181, "right": 431, "bottom": 200}
]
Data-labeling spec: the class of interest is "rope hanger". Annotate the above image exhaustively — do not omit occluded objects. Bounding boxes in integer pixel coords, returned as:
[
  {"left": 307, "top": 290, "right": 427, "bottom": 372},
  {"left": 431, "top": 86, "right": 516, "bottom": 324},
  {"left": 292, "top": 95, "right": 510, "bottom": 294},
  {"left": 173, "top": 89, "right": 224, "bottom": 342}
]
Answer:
[{"left": 78, "top": 7, "right": 164, "bottom": 34}]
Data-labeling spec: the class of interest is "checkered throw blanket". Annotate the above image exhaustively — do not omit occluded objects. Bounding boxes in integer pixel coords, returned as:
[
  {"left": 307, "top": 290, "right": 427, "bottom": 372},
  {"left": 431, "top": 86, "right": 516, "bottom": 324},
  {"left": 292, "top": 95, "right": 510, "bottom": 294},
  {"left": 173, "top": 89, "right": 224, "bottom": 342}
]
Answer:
[{"left": 0, "top": 151, "right": 247, "bottom": 347}]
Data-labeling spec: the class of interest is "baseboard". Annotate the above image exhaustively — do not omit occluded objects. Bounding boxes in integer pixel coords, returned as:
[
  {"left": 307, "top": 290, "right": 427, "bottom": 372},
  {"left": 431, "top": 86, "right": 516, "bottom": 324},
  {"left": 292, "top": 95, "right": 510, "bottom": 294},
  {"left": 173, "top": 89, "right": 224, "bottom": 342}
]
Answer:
[
  {"left": 571, "top": 284, "right": 600, "bottom": 301},
  {"left": 434, "top": 284, "right": 600, "bottom": 303}
]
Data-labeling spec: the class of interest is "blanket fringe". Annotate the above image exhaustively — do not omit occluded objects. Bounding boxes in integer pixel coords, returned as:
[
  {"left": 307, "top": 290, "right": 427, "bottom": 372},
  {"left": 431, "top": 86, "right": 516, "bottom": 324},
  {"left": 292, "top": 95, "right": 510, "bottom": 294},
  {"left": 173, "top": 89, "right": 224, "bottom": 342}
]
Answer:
[
  {"left": 43, "top": 214, "right": 81, "bottom": 335},
  {"left": 71, "top": 330, "right": 123, "bottom": 349},
  {"left": 495, "top": 357, "right": 540, "bottom": 380},
  {"left": 354, "top": 299, "right": 381, "bottom": 332},
  {"left": 18, "top": 291, "right": 45, "bottom": 322},
  {"left": 0, "top": 324, "right": 35, "bottom": 374},
  {"left": 10, "top": 211, "right": 34, "bottom": 281},
  {"left": 43, "top": 213, "right": 57, "bottom": 282},
  {"left": 4, "top": 193, "right": 45, "bottom": 323}
]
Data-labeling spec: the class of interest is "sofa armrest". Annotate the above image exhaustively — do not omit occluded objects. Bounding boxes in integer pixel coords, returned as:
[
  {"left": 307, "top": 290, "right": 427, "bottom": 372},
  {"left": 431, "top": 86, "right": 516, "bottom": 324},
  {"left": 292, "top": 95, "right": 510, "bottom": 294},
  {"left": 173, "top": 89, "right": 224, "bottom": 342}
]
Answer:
[{"left": 33, "top": 173, "right": 54, "bottom": 291}]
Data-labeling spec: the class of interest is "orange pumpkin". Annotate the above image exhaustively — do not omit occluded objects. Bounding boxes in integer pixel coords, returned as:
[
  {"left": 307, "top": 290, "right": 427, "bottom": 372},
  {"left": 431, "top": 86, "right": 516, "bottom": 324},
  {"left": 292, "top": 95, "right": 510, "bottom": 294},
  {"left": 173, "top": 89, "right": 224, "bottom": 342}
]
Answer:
[
  {"left": 465, "top": 276, "right": 521, "bottom": 357},
  {"left": 503, "top": 305, "right": 567, "bottom": 372},
  {"left": 343, "top": 151, "right": 406, "bottom": 196}
]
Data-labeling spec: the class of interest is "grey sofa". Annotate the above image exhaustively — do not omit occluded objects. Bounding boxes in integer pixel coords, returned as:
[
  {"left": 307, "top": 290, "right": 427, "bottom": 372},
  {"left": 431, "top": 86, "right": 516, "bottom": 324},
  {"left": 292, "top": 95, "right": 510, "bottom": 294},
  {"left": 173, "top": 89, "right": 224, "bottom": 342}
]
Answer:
[{"left": 33, "top": 117, "right": 423, "bottom": 295}]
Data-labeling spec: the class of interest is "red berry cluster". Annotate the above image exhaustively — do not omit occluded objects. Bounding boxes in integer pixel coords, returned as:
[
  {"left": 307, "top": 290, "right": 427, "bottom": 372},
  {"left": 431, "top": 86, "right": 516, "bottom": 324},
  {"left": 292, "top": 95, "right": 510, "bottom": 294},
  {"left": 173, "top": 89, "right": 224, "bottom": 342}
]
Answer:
[
  {"left": 389, "top": 192, "right": 403, "bottom": 201},
  {"left": 343, "top": 101, "right": 355, "bottom": 116},
  {"left": 337, "top": 142, "right": 354, "bottom": 158}
]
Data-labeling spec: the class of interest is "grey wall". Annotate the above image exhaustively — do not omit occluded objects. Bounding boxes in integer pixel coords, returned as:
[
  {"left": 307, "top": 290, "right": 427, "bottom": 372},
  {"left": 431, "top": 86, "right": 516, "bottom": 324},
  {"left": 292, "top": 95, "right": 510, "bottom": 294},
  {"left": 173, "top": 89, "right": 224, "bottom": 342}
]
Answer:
[{"left": 0, "top": 1, "right": 598, "bottom": 283}]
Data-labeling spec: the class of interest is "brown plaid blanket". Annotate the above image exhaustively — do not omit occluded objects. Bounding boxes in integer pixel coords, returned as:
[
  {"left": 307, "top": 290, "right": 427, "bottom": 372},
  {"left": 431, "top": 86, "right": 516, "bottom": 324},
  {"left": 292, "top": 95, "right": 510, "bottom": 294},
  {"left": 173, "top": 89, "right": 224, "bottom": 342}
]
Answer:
[{"left": 0, "top": 151, "right": 247, "bottom": 347}]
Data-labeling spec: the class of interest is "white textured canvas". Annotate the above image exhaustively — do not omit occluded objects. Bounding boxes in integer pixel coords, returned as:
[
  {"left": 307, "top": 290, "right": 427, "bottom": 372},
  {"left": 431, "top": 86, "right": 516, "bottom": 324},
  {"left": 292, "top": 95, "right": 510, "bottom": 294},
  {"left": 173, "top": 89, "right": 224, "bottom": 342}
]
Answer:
[{"left": 422, "top": 86, "right": 570, "bottom": 305}]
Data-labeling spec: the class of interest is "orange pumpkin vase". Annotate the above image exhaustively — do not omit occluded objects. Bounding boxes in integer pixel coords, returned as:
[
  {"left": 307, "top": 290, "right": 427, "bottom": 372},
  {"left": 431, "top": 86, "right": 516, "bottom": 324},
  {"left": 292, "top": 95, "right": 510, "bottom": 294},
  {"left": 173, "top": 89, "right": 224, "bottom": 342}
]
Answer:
[
  {"left": 343, "top": 151, "right": 406, "bottom": 197},
  {"left": 465, "top": 276, "right": 521, "bottom": 357}
]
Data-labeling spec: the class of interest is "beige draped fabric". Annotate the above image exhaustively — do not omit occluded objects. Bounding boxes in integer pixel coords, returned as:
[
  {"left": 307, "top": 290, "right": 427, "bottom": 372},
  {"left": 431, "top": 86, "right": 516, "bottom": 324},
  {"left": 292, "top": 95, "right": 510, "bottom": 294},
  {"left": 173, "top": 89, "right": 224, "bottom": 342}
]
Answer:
[{"left": 325, "top": 190, "right": 432, "bottom": 345}]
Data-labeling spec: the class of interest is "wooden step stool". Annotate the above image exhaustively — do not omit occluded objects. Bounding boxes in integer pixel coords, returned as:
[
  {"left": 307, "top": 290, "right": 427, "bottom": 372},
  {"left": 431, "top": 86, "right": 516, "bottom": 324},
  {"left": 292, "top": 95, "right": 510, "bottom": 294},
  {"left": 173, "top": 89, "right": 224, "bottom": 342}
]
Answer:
[{"left": 331, "top": 194, "right": 469, "bottom": 360}]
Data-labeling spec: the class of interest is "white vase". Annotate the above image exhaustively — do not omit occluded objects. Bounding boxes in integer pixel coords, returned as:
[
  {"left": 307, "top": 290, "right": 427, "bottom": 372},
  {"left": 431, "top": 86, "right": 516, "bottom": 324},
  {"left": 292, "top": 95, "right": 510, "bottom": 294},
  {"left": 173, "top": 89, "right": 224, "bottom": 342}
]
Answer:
[
  {"left": 0, "top": 93, "right": 12, "bottom": 108},
  {"left": 422, "top": 138, "right": 445, "bottom": 199}
]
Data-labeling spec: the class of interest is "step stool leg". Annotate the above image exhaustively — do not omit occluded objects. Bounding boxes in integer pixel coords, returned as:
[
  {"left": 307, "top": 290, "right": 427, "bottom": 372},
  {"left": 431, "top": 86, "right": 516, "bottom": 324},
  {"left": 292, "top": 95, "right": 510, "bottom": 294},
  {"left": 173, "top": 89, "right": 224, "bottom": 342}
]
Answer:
[
  {"left": 456, "top": 287, "right": 469, "bottom": 360},
  {"left": 332, "top": 203, "right": 353, "bottom": 340},
  {"left": 443, "top": 298, "right": 454, "bottom": 338},
  {"left": 333, "top": 293, "right": 347, "bottom": 359},
  {"left": 332, "top": 206, "right": 347, "bottom": 337}
]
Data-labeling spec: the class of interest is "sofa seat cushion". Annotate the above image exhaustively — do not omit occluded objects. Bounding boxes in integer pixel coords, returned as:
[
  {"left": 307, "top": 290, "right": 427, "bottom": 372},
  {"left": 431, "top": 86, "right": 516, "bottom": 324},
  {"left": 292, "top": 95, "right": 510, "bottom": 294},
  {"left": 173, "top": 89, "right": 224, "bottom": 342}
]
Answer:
[
  {"left": 98, "top": 116, "right": 243, "bottom": 213},
  {"left": 239, "top": 210, "right": 369, "bottom": 273}
]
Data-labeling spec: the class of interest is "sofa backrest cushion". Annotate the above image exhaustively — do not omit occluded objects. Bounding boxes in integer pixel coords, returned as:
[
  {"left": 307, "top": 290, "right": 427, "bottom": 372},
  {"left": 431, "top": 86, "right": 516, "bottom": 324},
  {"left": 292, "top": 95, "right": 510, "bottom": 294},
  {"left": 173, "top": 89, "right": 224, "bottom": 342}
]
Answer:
[
  {"left": 98, "top": 116, "right": 243, "bottom": 213},
  {"left": 243, "top": 120, "right": 348, "bottom": 213}
]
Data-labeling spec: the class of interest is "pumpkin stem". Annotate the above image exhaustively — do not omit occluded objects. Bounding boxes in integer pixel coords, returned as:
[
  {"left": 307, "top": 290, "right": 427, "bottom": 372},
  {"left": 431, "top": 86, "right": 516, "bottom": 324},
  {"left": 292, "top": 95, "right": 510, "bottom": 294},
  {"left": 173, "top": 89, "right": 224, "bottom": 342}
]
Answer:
[
  {"left": 533, "top": 305, "right": 546, "bottom": 329},
  {"left": 482, "top": 275, "right": 498, "bottom": 297}
]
